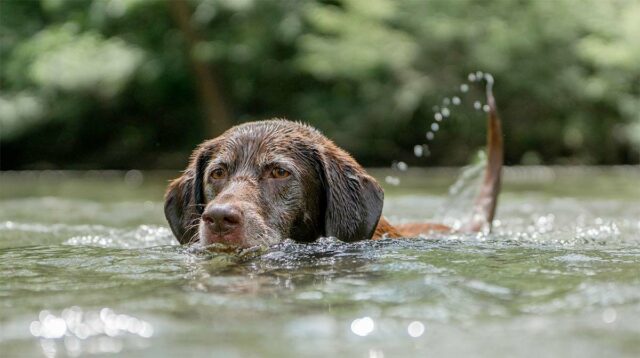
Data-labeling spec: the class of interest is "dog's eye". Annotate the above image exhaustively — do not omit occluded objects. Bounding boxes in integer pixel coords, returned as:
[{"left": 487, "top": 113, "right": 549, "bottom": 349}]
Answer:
[
  {"left": 271, "top": 167, "right": 290, "bottom": 179},
  {"left": 211, "top": 168, "right": 227, "bottom": 180}
]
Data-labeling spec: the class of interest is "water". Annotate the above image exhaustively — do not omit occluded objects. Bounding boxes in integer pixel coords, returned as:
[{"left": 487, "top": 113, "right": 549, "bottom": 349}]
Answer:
[{"left": 1, "top": 168, "right": 639, "bottom": 357}]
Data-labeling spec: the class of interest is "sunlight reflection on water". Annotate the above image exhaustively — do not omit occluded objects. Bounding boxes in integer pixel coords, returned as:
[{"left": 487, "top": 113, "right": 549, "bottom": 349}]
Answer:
[
  {"left": 350, "top": 316, "right": 375, "bottom": 337},
  {"left": 30, "top": 307, "right": 153, "bottom": 357},
  {"left": 407, "top": 321, "right": 425, "bottom": 338}
]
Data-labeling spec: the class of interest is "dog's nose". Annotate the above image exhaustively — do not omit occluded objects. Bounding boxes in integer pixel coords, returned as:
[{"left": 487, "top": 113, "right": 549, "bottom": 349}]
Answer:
[{"left": 202, "top": 204, "right": 242, "bottom": 234}]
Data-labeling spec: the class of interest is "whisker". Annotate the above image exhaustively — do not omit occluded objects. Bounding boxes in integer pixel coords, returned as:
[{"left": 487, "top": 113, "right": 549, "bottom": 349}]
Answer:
[{"left": 188, "top": 231, "right": 200, "bottom": 245}]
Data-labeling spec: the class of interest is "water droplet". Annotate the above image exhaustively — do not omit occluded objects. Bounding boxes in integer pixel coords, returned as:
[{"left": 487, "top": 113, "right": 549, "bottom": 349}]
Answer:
[
  {"left": 460, "top": 84, "right": 469, "bottom": 93},
  {"left": 443, "top": 97, "right": 451, "bottom": 105},
  {"left": 431, "top": 123, "right": 440, "bottom": 131},
  {"left": 29, "top": 321, "right": 42, "bottom": 337},
  {"left": 396, "top": 161, "right": 408, "bottom": 171},
  {"left": 40, "top": 315, "right": 67, "bottom": 339},
  {"left": 385, "top": 176, "right": 400, "bottom": 186},
  {"left": 602, "top": 308, "right": 617, "bottom": 323},
  {"left": 475, "top": 71, "right": 484, "bottom": 80},
  {"left": 426, "top": 132, "right": 434, "bottom": 140},
  {"left": 483, "top": 104, "right": 490, "bottom": 112},
  {"left": 407, "top": 321, "right": 425, "bottom": 338},
  {"left": 473, "top": 101, "right": 482, "bottom": 110},
  {"left": 351, "top": 317, "right": 375, "bottom": 336},
  {"left": 452, "top": 96, "right": 461, "bottom": 105},
  {"left": 468, "top": 73, "right": 476, "bottom": 82},
  {"left": 138, "top": 322, "right": 154, "bottom": 338},
  {"left": 414, "top": 145, "right": 423, "bottom": 157},
  {"left": 441, "top": 108, "right": 450, "bottom": 117},
  {"left": 434, "top": 113, "right": 443, "bottom": 121}
]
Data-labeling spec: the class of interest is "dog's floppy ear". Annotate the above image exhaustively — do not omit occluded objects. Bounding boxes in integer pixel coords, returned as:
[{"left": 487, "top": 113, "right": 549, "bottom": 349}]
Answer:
[
  {"left": 164, "top": 173, "right": 196, "bottom": 244},
  {"left": 318, "top": 142, "right": 384, "bottom": 242},
  {"left": 164, "top": 144, "right": 215, "bottom": 244}
]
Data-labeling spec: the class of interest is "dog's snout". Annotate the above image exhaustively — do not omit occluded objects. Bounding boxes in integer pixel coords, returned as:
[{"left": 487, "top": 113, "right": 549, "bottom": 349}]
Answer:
[{"left": 202, "top": 204, "right": 242, "bottom": 234}]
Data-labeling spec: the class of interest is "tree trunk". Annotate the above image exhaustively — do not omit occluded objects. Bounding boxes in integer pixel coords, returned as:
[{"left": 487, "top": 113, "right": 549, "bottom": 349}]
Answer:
[{"left": 168, "top": 0, "right": 232, "bottom": 137}]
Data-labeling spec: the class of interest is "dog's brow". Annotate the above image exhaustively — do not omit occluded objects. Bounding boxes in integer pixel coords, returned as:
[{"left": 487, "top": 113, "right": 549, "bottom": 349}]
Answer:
[
  {"left": 209, "top": 147, "right": 236, "bottom": 168},
  {"left": 256, "top": 149, "right": 298, "bottom": 165}
]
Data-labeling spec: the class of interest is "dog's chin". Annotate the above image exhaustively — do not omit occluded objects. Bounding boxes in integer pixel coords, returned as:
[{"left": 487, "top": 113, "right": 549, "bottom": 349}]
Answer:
[
  {"left": 199, "top": 228, "right": 250, "bottom": 248},
  {"left": 201, "top": 232, "right": 246, "bottom": 247},
  {"left": 198, "top": 223, "right": 278, "bottom": 249}
]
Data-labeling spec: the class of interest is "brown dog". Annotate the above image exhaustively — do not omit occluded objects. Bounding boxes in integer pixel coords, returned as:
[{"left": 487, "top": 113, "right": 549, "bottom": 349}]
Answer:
[{"left": 164, "top": 84, "right": 502, "bottom": 248}]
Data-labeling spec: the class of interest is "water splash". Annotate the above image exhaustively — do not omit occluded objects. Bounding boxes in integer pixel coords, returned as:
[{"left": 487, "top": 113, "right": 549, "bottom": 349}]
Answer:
[
  {"left": 388, "top": 71, "right": 502, "bottom": 233},
  {"left": 390, "top": 71, "right": 495, "bottom": 192},
  {"left": 435, "top": 151, "right": 487, "bottom": 230}
]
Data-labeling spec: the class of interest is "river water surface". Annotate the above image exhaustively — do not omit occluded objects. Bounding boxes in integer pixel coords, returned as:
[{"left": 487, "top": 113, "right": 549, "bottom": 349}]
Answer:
[{"left": 1, "top": 167, "right": 639, "bottom": 357}]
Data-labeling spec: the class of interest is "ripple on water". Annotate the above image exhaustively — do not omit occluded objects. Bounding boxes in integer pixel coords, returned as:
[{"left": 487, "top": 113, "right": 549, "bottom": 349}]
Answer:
[
  {"left": 0, "top": 221, "right": 175, "bottom": 249},
  {"left": 1, "top": 172, "right": 640, "bottom": 357},
  {"left": 552, "top": 253, "right": 602, "bottom": 263},
  {"left": 0, "top": 197, "right": 165, "bottom": 226}
]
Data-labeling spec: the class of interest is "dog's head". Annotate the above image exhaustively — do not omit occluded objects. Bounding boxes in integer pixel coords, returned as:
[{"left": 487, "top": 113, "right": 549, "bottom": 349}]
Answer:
[{"left": 164, "top": 120, "right": 384, "bottom": 248}]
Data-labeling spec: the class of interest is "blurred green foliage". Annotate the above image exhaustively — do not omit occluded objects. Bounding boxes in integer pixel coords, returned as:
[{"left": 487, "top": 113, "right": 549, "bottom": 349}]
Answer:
[{"left": 1, "top": 0, "right": 639, "bottom": 169}]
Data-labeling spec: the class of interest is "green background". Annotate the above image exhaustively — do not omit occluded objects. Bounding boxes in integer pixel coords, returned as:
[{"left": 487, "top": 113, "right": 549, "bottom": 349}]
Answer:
[{"left": 2, "top": 0, "right": 639, "bottom": 169}]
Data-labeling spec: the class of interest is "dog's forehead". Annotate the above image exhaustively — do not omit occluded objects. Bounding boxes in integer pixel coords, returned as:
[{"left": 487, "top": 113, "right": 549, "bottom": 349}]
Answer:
[{"left": 218, "top": 120, "right": 321, "bottom": 163}]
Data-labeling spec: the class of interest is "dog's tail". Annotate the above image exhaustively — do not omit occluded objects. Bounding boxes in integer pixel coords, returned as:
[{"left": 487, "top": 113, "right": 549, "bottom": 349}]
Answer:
[{"left": 463, "top": 75, "right": 503, "bottom": 233}]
